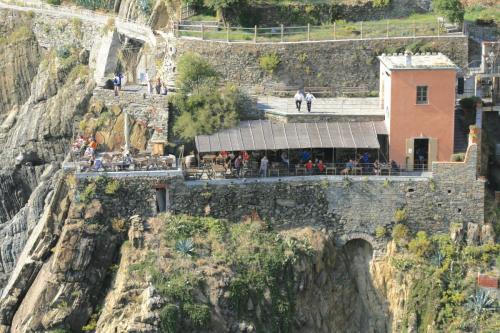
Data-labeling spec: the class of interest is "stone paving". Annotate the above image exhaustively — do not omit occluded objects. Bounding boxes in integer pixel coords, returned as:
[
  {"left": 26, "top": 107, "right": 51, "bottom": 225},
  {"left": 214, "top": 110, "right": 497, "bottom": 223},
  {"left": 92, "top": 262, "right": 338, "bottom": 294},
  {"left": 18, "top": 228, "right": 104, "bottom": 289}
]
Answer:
[{"left": 257, "top": 96, "right": 384, "bottom": 115}]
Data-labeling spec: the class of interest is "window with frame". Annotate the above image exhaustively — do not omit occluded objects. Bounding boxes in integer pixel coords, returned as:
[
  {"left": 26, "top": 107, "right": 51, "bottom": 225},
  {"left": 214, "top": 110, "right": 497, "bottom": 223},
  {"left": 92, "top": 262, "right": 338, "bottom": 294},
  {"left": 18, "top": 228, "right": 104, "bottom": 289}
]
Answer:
[{"left": 416, "top": 86, "right": 428, "bottom": 104}]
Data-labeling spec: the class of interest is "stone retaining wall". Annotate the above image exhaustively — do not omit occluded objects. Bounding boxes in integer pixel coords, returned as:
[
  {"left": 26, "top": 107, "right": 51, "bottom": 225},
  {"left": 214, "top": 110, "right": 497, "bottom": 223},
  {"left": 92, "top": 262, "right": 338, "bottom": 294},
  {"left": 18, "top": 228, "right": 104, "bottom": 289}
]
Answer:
[
  {"left": 170, "top": 36, "right": 468, "bottom": 95},
  {"left": 92, "top": 88, "right": 170, "bottom": 139},
  {"left": 76, "top": 145, "right": 485, "bottom": 251}
]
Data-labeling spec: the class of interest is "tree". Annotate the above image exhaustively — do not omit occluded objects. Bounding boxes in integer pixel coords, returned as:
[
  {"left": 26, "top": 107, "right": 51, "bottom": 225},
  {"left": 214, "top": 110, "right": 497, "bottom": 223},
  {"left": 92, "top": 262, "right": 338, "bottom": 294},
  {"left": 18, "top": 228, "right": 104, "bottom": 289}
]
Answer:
[
  {"left": 203, "top": 0, "right": 242, "bottom": 22},
  {"left": 172, "top": 83, "right": 244, "bottom": 142},
  {"left": 176, "top": 52, "right": 219, "bottom": 94},
  {"left": 433, "top": 0, "right": 465, "bottom": 23}
]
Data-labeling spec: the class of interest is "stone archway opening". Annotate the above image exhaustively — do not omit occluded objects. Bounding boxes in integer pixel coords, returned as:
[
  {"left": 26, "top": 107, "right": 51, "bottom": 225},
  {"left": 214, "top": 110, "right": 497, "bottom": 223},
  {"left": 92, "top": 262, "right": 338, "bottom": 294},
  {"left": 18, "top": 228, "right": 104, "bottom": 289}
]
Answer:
[{"left": 338, "top": 238, "right": 390, "bottom": 333}]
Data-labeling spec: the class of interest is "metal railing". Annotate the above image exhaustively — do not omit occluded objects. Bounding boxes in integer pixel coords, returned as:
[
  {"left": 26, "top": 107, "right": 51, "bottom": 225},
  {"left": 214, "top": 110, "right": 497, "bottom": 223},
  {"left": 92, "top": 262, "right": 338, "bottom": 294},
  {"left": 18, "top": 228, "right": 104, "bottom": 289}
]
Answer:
[
  {"left": 2, "top": 0, "right": 149, "bottom": 26},
  {"left": 184, "top": 162, "right": 427, "bottom": 180},
  {"left": 175, "top": 19, "right": 454, "bottom": 43},
  {"left": 71, "top": 152, "right": 177, "bottom": 173}
]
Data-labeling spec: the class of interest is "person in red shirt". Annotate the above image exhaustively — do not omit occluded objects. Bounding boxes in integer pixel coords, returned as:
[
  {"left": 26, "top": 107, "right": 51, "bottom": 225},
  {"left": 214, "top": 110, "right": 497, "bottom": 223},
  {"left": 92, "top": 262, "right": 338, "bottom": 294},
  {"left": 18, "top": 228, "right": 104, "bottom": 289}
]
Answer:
[
  {"left": 242, "top": 150, "right": 250, "bottom": 163},
  {"left": 317, "top": 160, "right": 325, "bottom": 174},
  {"left": 305, "top": 160, "right": 314, "bottom": 175}
]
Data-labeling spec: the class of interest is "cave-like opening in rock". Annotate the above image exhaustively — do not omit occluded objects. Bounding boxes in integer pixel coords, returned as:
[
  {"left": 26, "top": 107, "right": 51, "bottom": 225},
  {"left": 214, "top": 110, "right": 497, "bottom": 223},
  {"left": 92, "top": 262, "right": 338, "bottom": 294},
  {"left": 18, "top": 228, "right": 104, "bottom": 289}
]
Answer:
[{"left": 331, "top": 238, "right": 391, "bottom": 333}]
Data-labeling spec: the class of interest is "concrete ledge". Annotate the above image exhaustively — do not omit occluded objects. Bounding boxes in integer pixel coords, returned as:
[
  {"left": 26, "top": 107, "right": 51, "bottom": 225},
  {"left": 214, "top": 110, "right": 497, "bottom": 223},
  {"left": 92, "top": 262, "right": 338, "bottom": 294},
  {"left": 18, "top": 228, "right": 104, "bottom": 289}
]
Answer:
[
  {"left": 185, "top": 174, "right": 431, "bottom": 186},
  {"left": 75, "top": 170, "right": 183, "bottom": 179}
]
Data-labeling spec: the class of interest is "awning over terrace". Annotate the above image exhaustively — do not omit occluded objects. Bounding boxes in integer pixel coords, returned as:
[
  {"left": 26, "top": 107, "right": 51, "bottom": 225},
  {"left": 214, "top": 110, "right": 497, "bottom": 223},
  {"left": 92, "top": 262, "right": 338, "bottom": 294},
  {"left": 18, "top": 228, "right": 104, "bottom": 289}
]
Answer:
[{"left": 195, "top": 120, "right": 387, "bottom": 153}]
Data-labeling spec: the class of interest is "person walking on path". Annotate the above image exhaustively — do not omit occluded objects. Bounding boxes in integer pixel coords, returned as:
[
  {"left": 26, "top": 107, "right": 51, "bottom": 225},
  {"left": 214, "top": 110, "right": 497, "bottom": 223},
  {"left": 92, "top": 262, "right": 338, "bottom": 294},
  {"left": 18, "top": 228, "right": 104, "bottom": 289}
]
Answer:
[
  {"left": 259, "top": 156, "right": 269, "bottom": 177},
  {"left": 113, "top": 74, "right": 120, "bottom": 96},
  {"left": 294, "top": 90, "right": 304, "bottom": 112},
  {"left": 305, "top": 92, "right": 315, "bottom": 112}
]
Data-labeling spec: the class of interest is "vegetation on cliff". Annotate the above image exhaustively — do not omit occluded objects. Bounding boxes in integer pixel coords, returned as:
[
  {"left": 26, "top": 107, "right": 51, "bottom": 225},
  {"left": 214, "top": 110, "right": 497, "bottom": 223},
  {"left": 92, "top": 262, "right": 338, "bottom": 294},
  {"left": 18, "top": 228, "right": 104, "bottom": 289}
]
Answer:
[
  {"left": 390, "top": 227, "right": 500, "bottom": 332},
  {"left": 127, "top": 214, "right": 313, "bottom": 332}
]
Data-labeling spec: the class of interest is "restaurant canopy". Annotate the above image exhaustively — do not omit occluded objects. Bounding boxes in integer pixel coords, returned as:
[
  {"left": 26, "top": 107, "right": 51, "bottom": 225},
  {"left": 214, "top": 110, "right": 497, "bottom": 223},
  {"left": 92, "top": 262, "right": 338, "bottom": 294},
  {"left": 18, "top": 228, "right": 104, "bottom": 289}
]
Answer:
[{"left": 195, "top": 120, "right": 387, "bottom": 153}]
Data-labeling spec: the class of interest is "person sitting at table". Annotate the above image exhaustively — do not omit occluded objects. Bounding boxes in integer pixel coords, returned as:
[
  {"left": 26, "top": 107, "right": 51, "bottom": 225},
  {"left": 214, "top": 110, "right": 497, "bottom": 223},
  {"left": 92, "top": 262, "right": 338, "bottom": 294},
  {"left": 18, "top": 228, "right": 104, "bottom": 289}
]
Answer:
[
  {"left": 123, "top": 151, "right": 133, "bottom": 165},
  {"left": 373, "top": 159, "right": 381, "bottom": 175},
  {"left": 300, "top": 150, "right": 311, "bottom": 163},
  {"left": 305, "top": 160, "right": 314, "bottom": 175},
  {"left": 317, "top": 160, "right": 325, "bottom": 174},
  {"left": 281, "top": 151, "right": 289, "bottom": 169},
  {"left": 340, "top": 159, "right": 354, "bottom": 175},
  {"left": 242, "top": 150, "right": 250, "bottom": 165}
]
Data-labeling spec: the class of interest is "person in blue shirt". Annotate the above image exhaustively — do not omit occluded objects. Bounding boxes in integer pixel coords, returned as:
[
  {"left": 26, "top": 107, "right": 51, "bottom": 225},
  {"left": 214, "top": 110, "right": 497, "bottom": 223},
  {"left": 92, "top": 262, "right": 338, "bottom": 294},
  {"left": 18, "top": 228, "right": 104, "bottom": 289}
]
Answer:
[{"left": 300, "top": 150, "right": 311, "bottom": 163}]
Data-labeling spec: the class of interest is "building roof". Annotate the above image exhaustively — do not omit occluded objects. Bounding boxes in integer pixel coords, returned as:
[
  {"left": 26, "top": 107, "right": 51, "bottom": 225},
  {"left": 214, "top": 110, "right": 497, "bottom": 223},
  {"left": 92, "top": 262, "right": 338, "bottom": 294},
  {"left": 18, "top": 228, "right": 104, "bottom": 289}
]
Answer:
[
  {"left": 195, "top": 120, "right": 387, "bottom": 153},
  {"left": 378, "top": 53, "right": 458, "bottom": 70}
]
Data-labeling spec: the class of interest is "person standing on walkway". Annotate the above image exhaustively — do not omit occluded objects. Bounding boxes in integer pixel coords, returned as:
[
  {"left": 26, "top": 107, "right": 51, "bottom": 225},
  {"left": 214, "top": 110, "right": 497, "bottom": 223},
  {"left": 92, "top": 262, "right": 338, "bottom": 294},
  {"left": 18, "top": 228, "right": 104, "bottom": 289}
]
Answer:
[
  {"left": 259, "top": 156, "right": 268, "bottom": 177},
  {"left": 155, "top": 78, "right": 162, "bottom": 94},
  {"left": 294, "top": 90, "right": 304, "bottom": 112},
  {"left": 113, "top": 74, "right": 120, "bottom": 96},
  {"left": 305, "top": 92, "right": 315, "bottom": 112}
]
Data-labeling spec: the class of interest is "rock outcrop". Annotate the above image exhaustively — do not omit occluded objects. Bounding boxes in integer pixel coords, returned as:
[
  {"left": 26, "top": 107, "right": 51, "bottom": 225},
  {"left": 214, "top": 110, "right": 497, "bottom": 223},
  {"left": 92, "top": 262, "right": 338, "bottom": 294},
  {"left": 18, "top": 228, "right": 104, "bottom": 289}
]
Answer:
[
  {"left": 0, "top": 11, "right": 40, "bottom": 117},
  {"left": 0, "top": 21, "right": 95, "bottom": 291}
]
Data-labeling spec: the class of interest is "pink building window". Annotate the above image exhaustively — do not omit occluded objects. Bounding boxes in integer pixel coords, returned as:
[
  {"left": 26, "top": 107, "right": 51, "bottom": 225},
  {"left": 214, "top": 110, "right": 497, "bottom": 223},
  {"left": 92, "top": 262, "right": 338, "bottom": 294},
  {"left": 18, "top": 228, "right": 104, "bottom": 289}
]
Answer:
[{"left": 416, "top": 86, "right": 428, "bottom": 104}]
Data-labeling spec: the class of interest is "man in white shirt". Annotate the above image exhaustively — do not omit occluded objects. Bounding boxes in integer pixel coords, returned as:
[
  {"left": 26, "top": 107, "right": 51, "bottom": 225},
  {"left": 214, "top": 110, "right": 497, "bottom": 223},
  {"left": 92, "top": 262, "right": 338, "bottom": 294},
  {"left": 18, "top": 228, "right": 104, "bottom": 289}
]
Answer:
[
  {"left": 305, "top": 92, "right": 315, "bottom": 112},
  {"left": 294, "top": 90, "right": 304, "bottom": 112},
  {"left": 259, "top": 156, "right": 269, "bottom": 177}
]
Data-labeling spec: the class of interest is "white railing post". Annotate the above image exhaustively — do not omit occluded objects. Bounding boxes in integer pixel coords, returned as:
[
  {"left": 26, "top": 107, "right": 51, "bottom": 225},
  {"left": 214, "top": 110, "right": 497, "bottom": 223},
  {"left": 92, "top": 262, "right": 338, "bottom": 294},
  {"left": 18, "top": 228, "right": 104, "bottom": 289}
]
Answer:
[
  {"left": 307, "top": 23, "right": 310, "bottom": 41},
  {"left": 254, "top": 25, "right": 257, "bottom": 43},
  {"left": 360, "top": 21, "right": 363, "bottom": 39},
  {"left": 333, "top": 22, "right": 336, "bottom": 40},
  {"left": 226, "top": 24, "right": 229, "bottom": 42},
  {"left": 201, "top": 24, "right": 204, "bottom": 40},
  {"left": 281, "top": 24, "right": 284, "bottom": 43},
  {"left": 413, "top": 20, "right": 416, "bottom": 37},
  {"left": 386, "top": 20, "right": 389, "bottom": 38}
]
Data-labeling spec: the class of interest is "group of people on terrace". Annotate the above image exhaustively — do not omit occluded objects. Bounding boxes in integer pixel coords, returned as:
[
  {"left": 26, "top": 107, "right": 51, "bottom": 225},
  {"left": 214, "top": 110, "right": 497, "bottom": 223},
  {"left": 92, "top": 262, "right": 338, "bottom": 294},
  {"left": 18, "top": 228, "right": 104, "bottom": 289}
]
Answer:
[
  {"left": 201, "top": 149, "right": 387, "bottom": 178},
  {"left": 145, "top": 73, "right": 168, "bottom": 96}
]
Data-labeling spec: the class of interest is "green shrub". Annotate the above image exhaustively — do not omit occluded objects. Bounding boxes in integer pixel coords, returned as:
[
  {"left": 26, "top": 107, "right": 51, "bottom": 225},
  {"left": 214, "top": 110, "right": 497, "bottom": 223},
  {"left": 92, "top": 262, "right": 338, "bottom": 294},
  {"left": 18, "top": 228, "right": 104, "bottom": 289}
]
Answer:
[
  {"left": 372, "top": 0, "right": 390, "bottom": 8},
  {"left": 47, "top": 0, "right": 61, "bottom": 5},
  {"left": 80, "top": 183, "right": 96, "bottom": 203},
  {"left": 408, "top": 231, "right": 432, "bottom": 257},
  {"left": 375, "top": 226, "right": 386, "bottom": 239},
  {"left": 175, "top": 52, "right": 219, "bottom": 94},
  {"left": 433, "top": 0, "right": 465, "bottom": 23},
  {"left": 182, "top": 303, "right": 210, "bottom": 328},
  {"left": 451, "top": 153, "right": 465, "bottom": 162},
  {"left": 459, "top": 96, "right": 482, "bottom": 111},
  {"left": 259, "top": 52, "right": 281, "bottom": 74},
  {"left": 75, "top": 0, "right": 114, "bottom": 10},
  {"left": 392, "top": 224, "right": 409, "bottom": 244},
  {"left": 159, "top": 304, "right": 180, "bottom": 333},
  {"left": 104, "top": 179, "right": 120, "bottom": 195},
  {"left": 394, "top": 208, "right": 407, "bottom": 223}
]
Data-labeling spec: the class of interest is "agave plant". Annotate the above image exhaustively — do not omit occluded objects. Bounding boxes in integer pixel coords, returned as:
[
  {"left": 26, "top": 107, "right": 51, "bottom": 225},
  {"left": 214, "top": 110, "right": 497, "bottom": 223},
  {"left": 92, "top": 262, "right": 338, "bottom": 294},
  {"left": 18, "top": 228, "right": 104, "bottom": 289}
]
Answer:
[
  {"left": 466, "top": 289, "right": 496, "bottom": 321},
  {"left": 175, "top": 238, "right": 195, "bottom": 257}
]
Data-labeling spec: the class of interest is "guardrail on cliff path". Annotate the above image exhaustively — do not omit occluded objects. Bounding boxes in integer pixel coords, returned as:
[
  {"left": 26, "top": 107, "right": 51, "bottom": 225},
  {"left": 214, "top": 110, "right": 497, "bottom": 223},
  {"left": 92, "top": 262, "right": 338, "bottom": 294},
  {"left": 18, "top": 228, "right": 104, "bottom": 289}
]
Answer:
[
  {"left": 1, "top": 0, "right": 157, "bottom": 44},
  {"left": 174, "top": 18, "right": 464, "bottom": 43}
]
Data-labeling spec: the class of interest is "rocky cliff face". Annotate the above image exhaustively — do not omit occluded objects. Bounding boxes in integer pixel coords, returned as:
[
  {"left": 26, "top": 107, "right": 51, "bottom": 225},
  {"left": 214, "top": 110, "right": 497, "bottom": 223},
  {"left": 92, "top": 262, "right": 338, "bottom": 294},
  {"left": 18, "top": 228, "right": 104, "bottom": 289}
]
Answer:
[
  {"left": 0, "top": 16, "right": 95, "bottom": 293},
  {"left": 0, "top": 12, "right": 40, "bottom": 117}
]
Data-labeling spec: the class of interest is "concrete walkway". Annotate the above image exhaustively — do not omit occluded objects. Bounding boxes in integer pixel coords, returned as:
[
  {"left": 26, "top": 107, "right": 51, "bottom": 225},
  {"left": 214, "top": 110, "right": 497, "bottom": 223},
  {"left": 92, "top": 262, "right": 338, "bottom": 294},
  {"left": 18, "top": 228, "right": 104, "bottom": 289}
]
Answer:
[{"left": 258, "top": 96, "right": 383, "bottom": 115}]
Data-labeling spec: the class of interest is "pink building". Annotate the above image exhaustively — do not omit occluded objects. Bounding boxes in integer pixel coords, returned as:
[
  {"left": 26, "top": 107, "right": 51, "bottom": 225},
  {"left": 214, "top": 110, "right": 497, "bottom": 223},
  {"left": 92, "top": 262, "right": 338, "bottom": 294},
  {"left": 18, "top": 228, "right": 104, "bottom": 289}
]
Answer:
[{"left": 378, "top": 53, "right": 458, "bottom": 170}]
